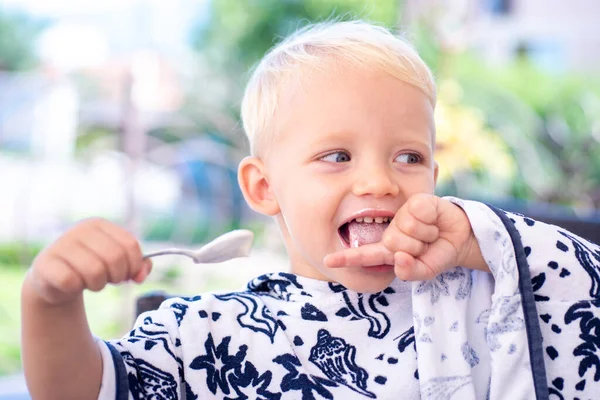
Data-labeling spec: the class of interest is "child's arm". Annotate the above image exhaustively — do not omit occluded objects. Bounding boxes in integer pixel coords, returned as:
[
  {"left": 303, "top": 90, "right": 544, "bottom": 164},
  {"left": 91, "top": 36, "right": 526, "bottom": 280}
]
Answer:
[
  {"left": 21, "top": 218, "right": 152, "bottom": 400},
  {"left": 21, "top": 276, "right": 102, "bottom": 399},
  {"left": 323, "top": 193, "right": 488, "bottom": 278}
]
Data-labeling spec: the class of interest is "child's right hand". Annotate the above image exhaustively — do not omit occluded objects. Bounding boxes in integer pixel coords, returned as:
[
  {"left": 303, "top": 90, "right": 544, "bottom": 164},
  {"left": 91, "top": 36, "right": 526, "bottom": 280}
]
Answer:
[{"left": 28, "top": 218, "right": 152, "bottom": 306}]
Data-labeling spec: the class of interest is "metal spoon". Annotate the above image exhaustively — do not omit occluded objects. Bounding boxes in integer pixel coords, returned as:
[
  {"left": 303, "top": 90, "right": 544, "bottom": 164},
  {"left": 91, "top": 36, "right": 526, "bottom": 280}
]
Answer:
[{"left": 143, "top": 229, "right": 254, "bottom": 264}]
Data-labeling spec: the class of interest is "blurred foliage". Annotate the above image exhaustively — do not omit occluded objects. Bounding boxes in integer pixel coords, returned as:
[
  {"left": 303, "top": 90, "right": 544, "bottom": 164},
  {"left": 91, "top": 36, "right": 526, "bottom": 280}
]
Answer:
[
  {"left": 0, "top": 266, "right": 24, "bottom": 376},
  {"left": 440, "top": 54, "right": 600, "bottom": 207},
  {"left": 194, "top": 0, "right": 399, "bottom": 72},
  {"left": 434, "top": 79, "right": 517, "bottom": 198},
  {"left": 0, "top": 242, "right": 42, "bottom": 268},
  {"left": 143, "top": 215, "right": 212, "bottom": 243},
  {"left": 0, "top": 8, "right": 46, "bottom": 71},
  {"left": 143, "top": 215, "right": 267, "bottom": 246},
  {"left": 74, "top": 125, "right": 117, "bottom": 156}
]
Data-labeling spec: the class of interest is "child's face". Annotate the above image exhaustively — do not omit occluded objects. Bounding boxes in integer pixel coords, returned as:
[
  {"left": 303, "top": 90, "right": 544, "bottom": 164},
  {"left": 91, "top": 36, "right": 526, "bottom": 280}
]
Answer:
[{"left": 262, "top": 65, "right": 437, "bottom": 293}]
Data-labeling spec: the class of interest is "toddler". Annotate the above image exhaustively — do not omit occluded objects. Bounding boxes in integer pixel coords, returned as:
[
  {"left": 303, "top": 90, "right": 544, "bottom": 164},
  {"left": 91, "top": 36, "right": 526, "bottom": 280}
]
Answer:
[{"left": 22, "top": 20, "right": 600, "bottom": 399}]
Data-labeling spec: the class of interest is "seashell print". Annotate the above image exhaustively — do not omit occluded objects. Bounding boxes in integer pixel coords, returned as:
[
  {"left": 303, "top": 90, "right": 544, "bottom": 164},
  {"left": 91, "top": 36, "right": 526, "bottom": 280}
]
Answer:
[{"left": 309, "top": 329, "right": 375, "bottom": 398}]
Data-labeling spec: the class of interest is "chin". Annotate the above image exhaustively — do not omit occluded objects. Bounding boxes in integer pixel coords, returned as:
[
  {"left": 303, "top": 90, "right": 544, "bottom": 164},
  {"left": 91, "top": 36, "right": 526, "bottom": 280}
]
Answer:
[{"left": 340, "top": 273, "right": 396, "bottom": 294}]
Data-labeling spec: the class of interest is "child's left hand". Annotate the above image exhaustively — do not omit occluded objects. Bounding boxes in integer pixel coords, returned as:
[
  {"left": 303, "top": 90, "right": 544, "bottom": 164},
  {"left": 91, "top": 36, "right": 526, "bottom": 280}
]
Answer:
[{"left": 323, "top": 194, "right": 489, "bottom": 280}]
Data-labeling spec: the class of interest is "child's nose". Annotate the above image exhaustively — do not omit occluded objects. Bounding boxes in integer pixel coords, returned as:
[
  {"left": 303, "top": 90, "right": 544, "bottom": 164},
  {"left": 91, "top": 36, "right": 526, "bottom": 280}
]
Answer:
[{"left": 351, "top": 164, "right": 400, "bottom": 198}]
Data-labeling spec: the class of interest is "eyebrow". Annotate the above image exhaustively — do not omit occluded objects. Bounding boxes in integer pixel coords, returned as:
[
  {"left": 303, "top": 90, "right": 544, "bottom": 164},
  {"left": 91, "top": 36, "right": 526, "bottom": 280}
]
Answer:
[{"left": 309, "top": 131, "right": 353, "bottom": 147}]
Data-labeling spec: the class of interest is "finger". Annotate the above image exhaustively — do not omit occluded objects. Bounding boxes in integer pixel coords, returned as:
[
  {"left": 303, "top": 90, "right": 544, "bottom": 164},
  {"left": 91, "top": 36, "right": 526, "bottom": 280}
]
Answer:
[
  {"left": 382, "top": 229, "right": 429, "bottom": 256},
  {"left": 50, "top": 244, "right": 109, "bottom": 292},
  {"left": 406, "top": 193, "right": 438, "bottom": 225},
  {"left": 96, "top": 221, "right": 144, "bottom": 281},
  {"left": 391, "top": 206, "right": 439, "bottom": 243},
  {"left": 33, "top": 256, "right": 85, "bottom": 303},
  {"left": 394, "top": 251, "right": 438, "bottom": 281},
  {"left": 74, "top": 228, "right": 127, "bottom": 284},
  {"left": 323, "top": 243, "right": 394, "bottom": 269},
  {"left": 132, "top": 259, "right": 153, "bottom": 283}
]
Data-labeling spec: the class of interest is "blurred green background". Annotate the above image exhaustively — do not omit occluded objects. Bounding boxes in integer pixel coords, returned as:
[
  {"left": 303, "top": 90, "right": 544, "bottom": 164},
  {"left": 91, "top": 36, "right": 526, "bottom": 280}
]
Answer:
[{"left": 1, "top": 0, "right": 599, "bottom": 378}]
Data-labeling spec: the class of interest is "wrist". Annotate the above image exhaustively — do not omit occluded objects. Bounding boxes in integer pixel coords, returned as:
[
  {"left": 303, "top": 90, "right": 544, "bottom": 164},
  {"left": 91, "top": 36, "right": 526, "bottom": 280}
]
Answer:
[
  {"left": 461, "top": 234, "right": 490, "bottom": 273},
  {"left": 451, "top": 204, "right": 490, "bottom": 273}
]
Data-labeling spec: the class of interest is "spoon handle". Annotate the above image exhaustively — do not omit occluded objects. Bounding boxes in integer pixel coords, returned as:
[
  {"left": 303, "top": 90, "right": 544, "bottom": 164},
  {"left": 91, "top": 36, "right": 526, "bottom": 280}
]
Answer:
[
  {"left": 142, "top": 229, "right": 254, "bottom": 264},
  {"left": 143, "top": 249, "right": 196, "bottom": 260}
]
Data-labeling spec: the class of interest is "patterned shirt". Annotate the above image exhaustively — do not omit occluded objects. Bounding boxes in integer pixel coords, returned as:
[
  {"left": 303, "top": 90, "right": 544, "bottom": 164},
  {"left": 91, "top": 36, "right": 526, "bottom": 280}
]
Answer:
[{"left": 98, "top": 273, "right": 417, "bottom": 399}]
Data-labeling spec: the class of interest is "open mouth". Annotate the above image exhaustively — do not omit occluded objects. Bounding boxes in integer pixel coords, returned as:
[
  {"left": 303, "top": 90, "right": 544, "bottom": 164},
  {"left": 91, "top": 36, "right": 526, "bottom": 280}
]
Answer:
[{"left": 338, "top": 216, "right": 391, "bottom": 248}]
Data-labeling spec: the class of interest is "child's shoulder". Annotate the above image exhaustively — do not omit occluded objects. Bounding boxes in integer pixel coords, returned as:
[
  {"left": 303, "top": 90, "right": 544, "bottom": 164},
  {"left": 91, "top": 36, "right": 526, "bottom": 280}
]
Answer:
[
  {"left": 150, "top": 272, "right": 302, "bottom": 326},
  {"left": 154, "top": 288, "right": 262, "bottom": 324}
]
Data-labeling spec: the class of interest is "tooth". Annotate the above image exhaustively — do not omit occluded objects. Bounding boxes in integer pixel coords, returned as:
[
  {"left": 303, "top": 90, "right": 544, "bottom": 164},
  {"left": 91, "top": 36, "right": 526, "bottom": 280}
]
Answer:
[
  {"left": 364, "top": 217, "right": 374, "bottom": 223},
  {"left": 355, "top": 217, "right": 364, "bottom": 223},
  {"left": 375, "top": 217, "right": 384, "bottom": 223},
  {"left": 382, "top": 217, "right": 389, "bottom": 223}
]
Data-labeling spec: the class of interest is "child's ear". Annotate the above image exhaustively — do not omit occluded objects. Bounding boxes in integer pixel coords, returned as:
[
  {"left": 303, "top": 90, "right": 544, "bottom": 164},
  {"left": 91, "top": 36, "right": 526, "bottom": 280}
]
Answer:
[{"left": 238, "top": 156, "right": 280, "bottom": 216}]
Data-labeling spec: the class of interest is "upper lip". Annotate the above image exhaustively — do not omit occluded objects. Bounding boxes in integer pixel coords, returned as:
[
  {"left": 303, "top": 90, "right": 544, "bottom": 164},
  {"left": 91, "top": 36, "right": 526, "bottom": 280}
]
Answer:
[{"left": 338, "top": 208, "right": 396, "bottom": 228}]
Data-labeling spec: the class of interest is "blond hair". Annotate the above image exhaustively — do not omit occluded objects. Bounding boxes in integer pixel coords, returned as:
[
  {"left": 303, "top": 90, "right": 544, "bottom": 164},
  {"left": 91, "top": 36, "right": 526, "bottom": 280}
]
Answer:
[{"left": 241, "top": 20, "right": 436, "bottom": 156}]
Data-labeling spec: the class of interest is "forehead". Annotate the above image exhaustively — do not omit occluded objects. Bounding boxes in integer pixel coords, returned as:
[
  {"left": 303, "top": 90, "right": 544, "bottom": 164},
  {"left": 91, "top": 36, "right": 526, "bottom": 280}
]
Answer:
[{"left": 272, "top": 63, "right": 435, "bottom": 148}]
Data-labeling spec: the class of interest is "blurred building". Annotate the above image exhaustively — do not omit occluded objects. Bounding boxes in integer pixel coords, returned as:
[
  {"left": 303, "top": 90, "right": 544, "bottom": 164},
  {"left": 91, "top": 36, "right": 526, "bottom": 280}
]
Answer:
[
  {"left": 0, "top": 71, "right": 78, "bottom": 159},
  {"left": 404, "top": 0, "right": 600, "bottom": 72}
]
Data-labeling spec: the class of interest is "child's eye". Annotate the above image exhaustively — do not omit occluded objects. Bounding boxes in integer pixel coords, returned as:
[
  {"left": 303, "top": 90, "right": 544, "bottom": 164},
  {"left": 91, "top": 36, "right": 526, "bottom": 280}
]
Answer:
[
  {"left": 395, "top": 153, "right": 422, "bottom": 164},
  {"left": 320, "top": 151, "right": 351, "bottom": 163}
]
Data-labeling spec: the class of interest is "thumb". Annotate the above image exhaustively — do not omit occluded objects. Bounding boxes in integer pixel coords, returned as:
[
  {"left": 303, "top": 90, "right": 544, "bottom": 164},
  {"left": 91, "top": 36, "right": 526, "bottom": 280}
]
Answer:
[
  {"left": 132, "top": 259, "right": 153, "bottom": 283},
  {"left": 394, "top": 251, "right": 441, "bottom": 281}
]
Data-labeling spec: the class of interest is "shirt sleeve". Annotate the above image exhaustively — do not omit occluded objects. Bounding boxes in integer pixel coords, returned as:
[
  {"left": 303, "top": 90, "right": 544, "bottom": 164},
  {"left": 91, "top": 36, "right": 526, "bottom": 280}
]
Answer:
[
  {"left": 96, "top": 302, "right": 184, "bottom": 400},
  {"left": 447, "top": 196, "right": 600, "bottom": 399}
]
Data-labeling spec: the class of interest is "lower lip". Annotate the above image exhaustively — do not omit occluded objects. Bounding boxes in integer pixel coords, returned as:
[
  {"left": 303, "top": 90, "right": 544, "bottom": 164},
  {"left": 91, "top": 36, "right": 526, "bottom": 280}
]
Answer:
[{"left": 362, "top": 265, "right": 394, "bottom": 272}]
